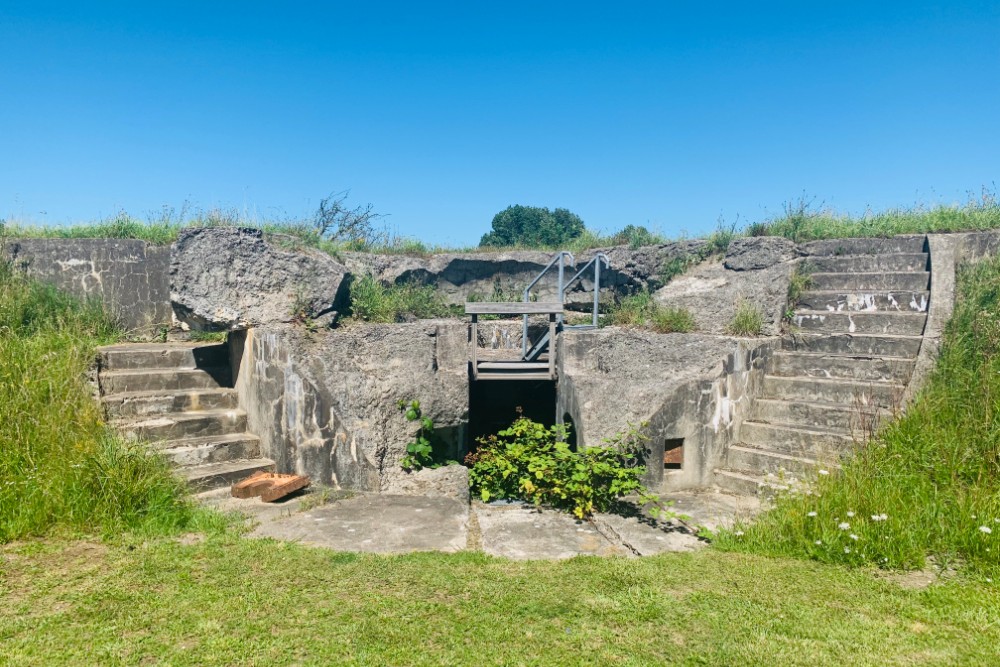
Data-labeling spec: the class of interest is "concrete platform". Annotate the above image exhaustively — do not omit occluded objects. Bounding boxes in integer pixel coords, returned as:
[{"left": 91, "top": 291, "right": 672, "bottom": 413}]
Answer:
[{"left": 197, "top": 486, "right": 759, "bottom": 560}]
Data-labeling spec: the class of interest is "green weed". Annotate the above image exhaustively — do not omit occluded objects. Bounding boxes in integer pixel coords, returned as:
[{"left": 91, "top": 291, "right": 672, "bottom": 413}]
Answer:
[
  {"left": 725, "top": 299, "right": 765, "bottom": 336},
  {"left": 606, "top": 291, "right": 696, "bottom": 333},
  {"left": 347, "top": 275, "right": 451, "bottom": 323}
]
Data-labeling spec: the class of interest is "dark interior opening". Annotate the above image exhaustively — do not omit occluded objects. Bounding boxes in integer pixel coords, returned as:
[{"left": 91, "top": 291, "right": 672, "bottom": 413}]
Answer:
[
  {"left": 663, "top": 437, "right": 684, "bottom": 469},
  {"left": 468, "top": 380, "right": 557, "bottom": 447},
  {"left": 561, "top": 413, "right": 578, "bottom": 451}
]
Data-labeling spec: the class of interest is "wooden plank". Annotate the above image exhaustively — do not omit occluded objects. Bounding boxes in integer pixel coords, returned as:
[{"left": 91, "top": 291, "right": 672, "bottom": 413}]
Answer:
[
  {"left": 261, "top": 474, "right": 311, "bottom": 502},
  {"left": 475, "top": 372, "right": 556, "bottom": 381},
  {"left": 477, "top": 361, "right": 550, "bottom": 370},
  {"left": 231, "top": 470, "right": 272, "bottom": 499},
  {"left": 231, "top": 471, "right": 311, "bottom": 501},
  {"left": 464, "top": 302, "right": 564, "bottom": 315}
]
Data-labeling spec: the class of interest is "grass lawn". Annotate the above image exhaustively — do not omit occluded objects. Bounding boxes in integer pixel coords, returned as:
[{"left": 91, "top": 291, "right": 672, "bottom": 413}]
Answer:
[{"left": 1, "top": 535, "right": 998, "bottom": 666}]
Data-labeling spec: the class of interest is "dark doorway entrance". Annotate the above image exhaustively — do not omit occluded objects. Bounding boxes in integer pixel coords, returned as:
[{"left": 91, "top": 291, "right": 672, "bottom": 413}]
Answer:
[{"left": 468, "top": 379, "right": 557, "bottom": 447}]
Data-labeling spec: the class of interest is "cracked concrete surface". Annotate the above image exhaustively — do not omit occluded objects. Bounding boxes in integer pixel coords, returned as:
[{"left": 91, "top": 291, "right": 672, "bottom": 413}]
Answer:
[{"left": 199, "top": 487, "right": 758, "bottom": 559}]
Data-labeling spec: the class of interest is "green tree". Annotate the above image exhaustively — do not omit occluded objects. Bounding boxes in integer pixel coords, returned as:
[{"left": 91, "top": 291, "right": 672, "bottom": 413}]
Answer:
[{"left": 479, "top": 205, "right": 586, "bottom": 247}]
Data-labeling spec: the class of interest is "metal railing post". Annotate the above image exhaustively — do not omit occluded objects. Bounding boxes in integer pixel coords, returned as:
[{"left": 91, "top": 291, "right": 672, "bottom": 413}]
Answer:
[
  {"left": 557, "top": 255, "right": 565, "bottom": 324},
  {"left": 593, "top": 257, "right": 601, "bottom": 326}
]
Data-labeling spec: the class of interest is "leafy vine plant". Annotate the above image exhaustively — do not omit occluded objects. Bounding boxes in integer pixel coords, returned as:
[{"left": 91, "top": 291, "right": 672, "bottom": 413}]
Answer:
[{"left": 398, "top": 399, "right": 436, "bottom": 470}]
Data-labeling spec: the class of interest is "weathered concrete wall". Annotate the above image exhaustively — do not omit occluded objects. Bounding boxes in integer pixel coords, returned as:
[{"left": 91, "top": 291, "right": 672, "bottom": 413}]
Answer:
[
  {"left": 171, "top": 228, "right": 350, "bottom": 331},
  {"left": 340, "top": 241, "right": 709, "bottom": 309},
  {"left": 556, "top": 329, "right": 773, "bottom": 491},
  {"left": 654, "top": 237, "right": 798, "bottom": 337},
  {"left": 231, "top": 321, "right": 469, "bottom": 494},
  {"left": 3, "top": 238, "right": 171, "bottom": 334}
]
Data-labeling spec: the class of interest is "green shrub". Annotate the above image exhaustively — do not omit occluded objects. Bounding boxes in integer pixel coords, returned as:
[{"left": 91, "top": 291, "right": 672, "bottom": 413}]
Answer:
[
  {"left": 0, "top": 262, "right": 214, "bottom": 541},
  {"left": 726, "top": 300, "right": 765, "bottom": 336},
  {"left": 607, "top": 291, "right": 696, "bottom": 333},
  {"left": 348, "top": 275, "right": 451, "bottom": 323},
  {"left": 466, "top": 417, "right": 650, "bottom": 519},
  {"left": 718, "top": 255, "right": 1000, "bottom": 572}
]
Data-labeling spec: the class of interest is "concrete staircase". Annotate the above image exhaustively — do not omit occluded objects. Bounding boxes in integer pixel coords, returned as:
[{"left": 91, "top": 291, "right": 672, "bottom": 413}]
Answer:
[
  {"left": 96, "top": 342, "right": 274, "bottom": 491},
  {"left": 715, "top": 236, "right": 930, "bottom": 495}
]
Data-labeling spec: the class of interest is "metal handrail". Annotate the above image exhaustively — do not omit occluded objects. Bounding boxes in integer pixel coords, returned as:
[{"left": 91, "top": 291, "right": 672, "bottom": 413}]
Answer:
[
  {"left": 562, "top": 252, "right": 610, "bottom": 327},
  {"left": 522, "top": 251, "right": 575, "bottom": 357}
]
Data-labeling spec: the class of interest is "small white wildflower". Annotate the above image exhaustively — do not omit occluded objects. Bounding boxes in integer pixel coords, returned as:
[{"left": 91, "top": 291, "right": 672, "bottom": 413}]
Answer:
[
  {"left": 734, "top": 530, "right": 744, "bottom": 537},
  {"left": 987, "top": 578, "right": 993, "bottom": 583},
  {"left": 972, "top": 515, "right": 978, "bottom": 519},
  {"left": 818, "top": 469, "right": 830, "bottom": 475},
  {"left": 815, "top": 540, "right": 822, "bottom": 545},
  {"left": 850, "top": 534, "right": 859, "bottom": 541},
  {"left": 847, "top": 511, "right": 855, "bottom": 518},
  {"left": 838, "top": 522, "right": 850, "bottom": 530},
  {"left": 871, "top": 513, "right": 888, "bottom": 522},
  {"left": 844, "top": 547, "right": 851, "bottom": 554},
  {"left": 807, "top": 511, "right": 817, "bottom": 517},
  {"left": 979, "top": 526, "right": 992, "bottom": 534},
  {"left": 995, "top": 518, "right": 999, "bottom": 524}
]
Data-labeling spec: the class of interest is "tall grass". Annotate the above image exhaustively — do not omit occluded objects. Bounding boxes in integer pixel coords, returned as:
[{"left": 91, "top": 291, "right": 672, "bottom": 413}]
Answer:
[
  {"left": 5, "top": 190, "right": 1000, "bottom": 256},
  {"left": 606, "top": 291, "right": 696, "bottom": 333},
  {"left": 718, "top": 255, "right": 1000, "bottom": 572},
  {"left": 347, "top": 275, "right": 454, "bottom": 323},
  {"left": 748, "top": 190, "right": 1000, "bottom": 242},
  {"left": 0, "top": 261, "right": 216, "bottom": 541},
  {"left": 725, "top": 300, "right": 765, "bottom": 336}
]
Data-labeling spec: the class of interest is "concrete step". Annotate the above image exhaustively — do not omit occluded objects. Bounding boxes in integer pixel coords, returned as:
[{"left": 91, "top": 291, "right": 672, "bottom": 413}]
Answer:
[
  {"left": 800, "top": 236, "right": 926, "bottom": 256},
  {"left": 99, "top": 367, "right": 230, "bottom": 395},
  {"left": 808, "top": 272, "right": 930, "bottom": 292},
  {"left": 184, "top": 458, "right": 276, "bottom": 492},
  {"left": 726, "top": 444, "right": 835, "bottom": 477},
  {"left": 761, "top": 376, "right": 904, "bottom": 408},
  {"left": 769, "top": 351, "right": 915, "bottom": 383},
  {"left": 740, "top": 420, "right": 857, "bottom": 457},
  {"left": 790, "top": 311, "right": 926, "bottom": 335},
  {"left": 781, "top": 333, "right": 922, "bottom": 358},
  {"left": 101, "top": 388, "right": 239, "bottom": 419},
  {"left": 97, "top": 342, "right": 228, "bottom": 371},
  {"left": 713, "top": 468, "right": 789, "bottom": 497},
  {"left": 158, "top": 432, "right": 262, "bottom": 467},
  {"left": 805, "top": 253, "right": 928, "bottom": 273},
  {"left": 751, "top": 397, "right": 892, "bottom": 434},
  {"left": 796, "top": 290, "right": 929, "bottom": 313},
  {"left": 115, "top": 409, "right": 247, "bottom": 442}
]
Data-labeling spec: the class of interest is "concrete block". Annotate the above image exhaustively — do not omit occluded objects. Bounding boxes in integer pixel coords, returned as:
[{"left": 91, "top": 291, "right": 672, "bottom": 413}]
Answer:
[
  {"left": 101, "top": 388, "right": 239, "bottom": 419},
  {"left": 781, "top": 333, "right": 922, "bottom": 357},
  {"left": 790, "top": 311, "right": 927, "bottom": 335},
  {"left": 768, "top": 352, "right": 915, "bottom": 382},
  {"left": 809, "top": 272, "right": 930, "bottom": 291},
  {"left": 805, "top": 253, "right": 928, "bottom": 273}
]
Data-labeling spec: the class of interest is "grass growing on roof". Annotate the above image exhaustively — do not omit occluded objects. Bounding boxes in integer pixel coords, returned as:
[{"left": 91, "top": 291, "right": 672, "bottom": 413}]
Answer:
[
  {"left": 606, "top": 291, "right": 696, "bottom": 333},
  {"left": 0, "top": 261, "right": 220, "bottom": 542},
  {"left": 725, "top": 299, "right": 765, "bottom": 336},
  {"left": 347, "top": 275, "right": 454, "bottom": 323},
  {"left": 717, "top": 254, "right": 1000, "bottom": 572}
]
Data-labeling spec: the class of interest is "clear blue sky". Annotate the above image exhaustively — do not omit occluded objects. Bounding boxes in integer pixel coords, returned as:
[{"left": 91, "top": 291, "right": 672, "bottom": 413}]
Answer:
[{"left": 2, "top": 2, "right": 998, "bottom": 245}]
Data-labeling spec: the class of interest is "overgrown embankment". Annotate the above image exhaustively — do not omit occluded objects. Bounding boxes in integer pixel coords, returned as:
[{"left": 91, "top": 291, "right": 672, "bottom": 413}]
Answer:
[
  {"left": 0, "top": 263, "right": 215, "bottom": 541},
  {"left": 719, "top": 254, "right": 1000, "bottom": 572},
  {"left": 4, "top": 190, "right": 999, "bottom": 253}
]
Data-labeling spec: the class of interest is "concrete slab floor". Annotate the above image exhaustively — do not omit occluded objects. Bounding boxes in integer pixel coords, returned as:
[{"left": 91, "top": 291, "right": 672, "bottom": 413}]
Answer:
[{"left": 196, "top": 486, "right": 761, "bottom": 559}]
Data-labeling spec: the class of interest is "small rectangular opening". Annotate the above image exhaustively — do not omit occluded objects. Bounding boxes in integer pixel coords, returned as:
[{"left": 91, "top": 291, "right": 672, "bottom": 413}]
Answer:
[{"left": 663, "top": 438, "right": 684, "bottom": 470}]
